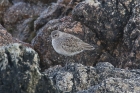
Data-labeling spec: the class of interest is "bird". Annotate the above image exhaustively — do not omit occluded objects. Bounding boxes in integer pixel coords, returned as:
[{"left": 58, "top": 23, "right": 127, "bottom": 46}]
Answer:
[{"left": 51, "top": 30, "right": 95, "bottom": 56}]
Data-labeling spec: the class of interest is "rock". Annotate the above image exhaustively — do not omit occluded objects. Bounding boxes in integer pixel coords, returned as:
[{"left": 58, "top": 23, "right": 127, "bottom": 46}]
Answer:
[
  {"left": 57, "top": 0, "right": 71, "bottom": 5},
  {"left": 58, "top": 0, "right": 84, "bottom": 17},
  {"left": 0, "top": 24, "right": 13, "bottom": 46},
  {"left": 0, "top": 0, "right": 12, "bottom": 23},
  {"left": 12, "top": 0, "right": 57, "bottom": 4},
  {"left": 2, "top": 0, "right": 139, "bottom": 70},
  {"left": 1, "top": 0, "right": 139, "bottom": 72},
  {"left": 11, "top": 0, "right": 24, "bottom": 4},
  {"left": 72, "top": 0, "right": 138, "bottom": 52},
  {"left": 3, "top": 2, "right": 43, "bottom": 26},
  {"left": 3, "top": 2, "right": 46, "bottom": 40},
  {"left": 78, "top": 77, "right": 140, "bottom": 93},
  {"left": 72, "top": 0, "right": 140, "bottom": 69},
  {"left": 44, "top": 62, "right": 140, "bottom": 93},
  {"left": 25, "top": 0, "right": 57, "bottom": 4},
  {"left": 55, "top": 71, "right": 73, "bottom": 92},
  {"left": 0, "top": 47, "right": 140, "bottom": 93},
  {"left": 32, "top": 16, "right": 101, "bottom": 70},
  {"left": 0, "top": 43, "right": 41, "bottom": 93},
  {"left": 0, "top": 24, "right": 32, "bottom": 48},
  {"left": 16, "top": 18, "right": 36, "bottom": 43},
  {"left": 34, "top": 3, "right": 65, "bottom": 31},
  {"left": 122, "top": 4, "right": 140, "bottom": 69}
]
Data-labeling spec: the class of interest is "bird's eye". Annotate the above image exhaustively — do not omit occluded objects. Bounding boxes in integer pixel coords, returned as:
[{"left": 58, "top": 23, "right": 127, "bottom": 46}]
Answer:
[{"left": 54, "top": 34, "right": 57, "bottom": 37}]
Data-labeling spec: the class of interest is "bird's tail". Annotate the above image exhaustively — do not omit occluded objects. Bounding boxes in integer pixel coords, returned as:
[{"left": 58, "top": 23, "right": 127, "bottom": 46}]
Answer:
[{"left": 81, "top": 43, "right": 95, "bottom": 50}]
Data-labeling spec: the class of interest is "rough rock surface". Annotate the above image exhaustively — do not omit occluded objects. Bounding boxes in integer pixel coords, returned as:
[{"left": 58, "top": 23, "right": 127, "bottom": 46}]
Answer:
[
  {"left": 1, "top": 0, "right": 140, "bottom": 92},
  {"left": 0, "top": 24, "right": 32, "bottom": 48},
  {"left": 122, "top": 4, "right": 140, "bottom": 69},
  {"left": 11, "top": 0, "right": 57, "bottom": 4},
  {"left": 72, "top": 0, "right": 140, "bottom": 69},
  {"left": 3, "top": 2, "right": 47, "bottom": 42},
  {"left": 32, "top": 16, "right": 101, "bottom": 70},
  {"left": 0, "top": 45, "right": 140, "bottom": 93},
  {"left": 31, "top": 0, "right": 140, "bottom": 70},
  {"left": 0, "top": 24, "right": 13, "bottom": 46},
  {"left": 45, "top": 62, "right": 140, "bottom": 93},
  {"left": 0, "top": 43, "right": 41, "bottom": 93},
  {"left": 34, "top": 3, "right": 65, "bottom": 31},
  {"left": 0, "top": 0, "right": 12, "bottom": 23}
]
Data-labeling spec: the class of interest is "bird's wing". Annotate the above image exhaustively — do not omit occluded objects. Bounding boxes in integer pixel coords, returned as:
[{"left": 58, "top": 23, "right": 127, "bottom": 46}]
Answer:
[
  {"left": 61, "top": 36, "right": 83, "bottom": 53},
  {"left": 79, "top": 42, "right": 95, "bottom": 50}
]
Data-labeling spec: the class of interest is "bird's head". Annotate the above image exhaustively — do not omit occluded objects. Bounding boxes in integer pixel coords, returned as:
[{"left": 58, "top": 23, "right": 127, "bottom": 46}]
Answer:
[{"left": 51, "top": 30, "right": 61, "bottom": 39}]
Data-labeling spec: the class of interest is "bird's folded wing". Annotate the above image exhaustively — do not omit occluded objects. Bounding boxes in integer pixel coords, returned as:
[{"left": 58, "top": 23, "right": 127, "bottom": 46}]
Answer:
[
  {"left": 61, "top": 36, "right": 83, "bottom": 52},
  {"left": 79, "top": 42, "right": 95, "bottom": 50}
]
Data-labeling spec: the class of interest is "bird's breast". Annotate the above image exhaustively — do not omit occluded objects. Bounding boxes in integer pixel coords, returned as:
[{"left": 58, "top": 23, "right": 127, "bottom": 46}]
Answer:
[{"left": 52, "top": 39, "right": 64, "bottom": 54}]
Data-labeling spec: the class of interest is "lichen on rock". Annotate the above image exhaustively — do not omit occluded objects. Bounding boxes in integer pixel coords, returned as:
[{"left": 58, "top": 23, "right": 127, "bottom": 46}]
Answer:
[{"left": 0, "top": 43, "right": 41, "bottom": 93}]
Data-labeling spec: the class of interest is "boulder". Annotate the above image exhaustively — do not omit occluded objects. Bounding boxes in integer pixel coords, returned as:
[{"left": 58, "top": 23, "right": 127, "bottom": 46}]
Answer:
[
  {"left": 0, "top": 43, "right": 41, "bottom": 93},
  {"left": 32, "top": 16, "right": 101, "bottom": 70},
  {"left": 0, "top": 0, "right": 12, "bottom": 23},
  {"left": 121, "top": 4, "right": 140, "bottom": 69},
  {"left": 72, "top": 0, "right": 140, "bottom": 69},
  {"left": 3, "top": 2, "right": 46, "bottom": 42},
  {"left": 1, "top": 46, "right": 140, "bottom": 93},
  {"left": 0, "top": 24, "right": 32, "bottom": 47},
  {"left": 34, "top": 3, "right": 65, "bottom": 31},
  {"left": 11, "top": 0, "right": 57, "bottom": 4},
  {"left": 44, "top": 62, "right": 140, "bottom": 92},
  {"left": 0, "top": 24, "right": 13, "bottom": 46}
]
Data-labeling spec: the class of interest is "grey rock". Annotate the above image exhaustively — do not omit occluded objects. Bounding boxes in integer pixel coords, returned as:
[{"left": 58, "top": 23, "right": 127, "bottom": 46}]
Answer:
[
  {"left": 72, "top": 0, "right": 139, "bottom": 46},
  {"left": 72, "top": 0, "right": 140, "bottom": 69},
  {"left": 3, "top": 2, "right": 46, "bottom": 38},
  {"left": 78, "top": 77, "right": 140, "bottom": 93},
  {"left": 16, "top": 18, "right": 36, "bottom": 43},
  {"left": 11, "top": 0, "right": 57, "bottom": 4},
  {"left": 34, "top": 3, "right": 65, "bottom": 31},
  {"left": 32, "top": 16, "right": 101, "bottom": 70},
  {"left": 0, "top": 24, "right": 32, "bottom": 48},
  {"left": 44, "top": 62, "right": 140, "bottom": 93},
  {"left": 0, "top": 43, "right": 41, "bottom": 93},
  {"left": 0, "top": 46, "right": 140, "bottom": 93},
  {"left": 0, "top": 24, "right": 13, "bottom": 46},
  {"left": 122, "top": 4, "right": 140, "bottom": 69},
  {"left": 0, "top": 0, "right": 12, "bottom": 23}
]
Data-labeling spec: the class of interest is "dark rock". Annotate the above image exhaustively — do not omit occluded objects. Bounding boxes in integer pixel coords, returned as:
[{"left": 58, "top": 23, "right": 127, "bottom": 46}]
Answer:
[
  {"left": 0, "top": 0, "right": 12, "bottom": 24},
  {"left": 78, "top": 77, "right": 140, "bottom": 93},
  {"left": 0, "top": 24, "right": 13, "bottom": 46},
  {"left": 72, "top": 0, "right": 136, "bottom": 52},
  {"left": 57, "top": 0, "right": 71, "bottom": 5},
  {"left": 3, "top": 0, "right": 139, "bottom": 70},
  {"left": 32, "top": 16, "right": 101, "bottom": 70},
  {"left": 16, "top": 18, "right": 36, "bottom": 43},
  {"left": 0, "top": 24, "right": 32, "bottom": 48},
  {"left": 1, "top": 0, "right": 140, "bottom": 92},
  {"left": 122, "top": 3, "right": 140, "bottom": 69},
  {"left": 0, "top": 45, "right": 140, "bottom": 93},
  {"left": 44, "top": 62, "right": 140, "bottom": 93},
  {"left": 34, "top": 3, "right": 65, "bottom": 31},
  {"left": 0, "top": 43, "right": 41, "bottom": 93},
  {"left": 11, "top": 0, "right": 24, "bottom": 4},
  {"left": 72, "top": 0, "right": 140, "bottom": 69},
  {"left": 3, "top": 2, "right": 46, "bottom": 40},
  {"left": 11, "top": 0, "right": 57, "bottom": 4},
  {"left": 25, "top": 0, "right": 57, "bottom": 4}
]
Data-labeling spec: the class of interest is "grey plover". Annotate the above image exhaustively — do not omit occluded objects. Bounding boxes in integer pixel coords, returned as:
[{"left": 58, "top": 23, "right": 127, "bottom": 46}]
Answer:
[{"left": 51, "top": 30, "right": 95, "bottom": 56}]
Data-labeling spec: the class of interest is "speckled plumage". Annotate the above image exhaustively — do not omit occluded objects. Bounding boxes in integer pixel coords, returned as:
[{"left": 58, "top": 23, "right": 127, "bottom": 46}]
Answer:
[{"left": 51, "top": 30, "right": 95, "bottom": 56}]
